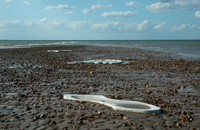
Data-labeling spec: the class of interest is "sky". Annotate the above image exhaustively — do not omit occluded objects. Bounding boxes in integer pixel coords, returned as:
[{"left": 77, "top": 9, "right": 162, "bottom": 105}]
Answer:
[{"left": 0, "top": 0, "right": 200, "bottom": 40}]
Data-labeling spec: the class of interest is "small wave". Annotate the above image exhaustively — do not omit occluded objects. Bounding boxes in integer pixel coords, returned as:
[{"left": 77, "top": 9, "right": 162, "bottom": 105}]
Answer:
[
  {"left": 149, "top": 46, "right": 160, "bottom": 49},
  {"left": 134, "top": 45, "right": 144, "bottom": 47},
  {"left": 0, "top": 45, "right": 29, "bottom": 49}
]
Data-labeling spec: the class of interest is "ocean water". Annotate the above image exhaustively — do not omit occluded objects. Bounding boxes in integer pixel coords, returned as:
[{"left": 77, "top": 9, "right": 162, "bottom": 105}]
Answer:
[{"left": 0, "top": 40, "right": 200, "bottom": 59}]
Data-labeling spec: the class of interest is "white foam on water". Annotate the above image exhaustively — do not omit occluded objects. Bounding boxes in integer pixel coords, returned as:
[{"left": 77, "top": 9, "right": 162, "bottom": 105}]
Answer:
[
  {"left": 64, "top": 94, "right": 161, "bottom": 114},
  {"left": 68, "top": 59, "right": 124, "bottom": 64},
  {"left": 47, "top": 50, "right": 72, "bottom": 52}
]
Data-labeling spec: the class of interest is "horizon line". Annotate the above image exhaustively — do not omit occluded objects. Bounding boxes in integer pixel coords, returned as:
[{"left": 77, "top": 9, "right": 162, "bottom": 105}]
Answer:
[{"left": 1, "top": 39, "right": 200, "bottom": 41}]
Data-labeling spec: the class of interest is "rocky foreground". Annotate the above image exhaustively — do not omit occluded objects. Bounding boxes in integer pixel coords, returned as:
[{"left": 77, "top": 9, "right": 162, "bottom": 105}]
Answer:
[{"left": 0, "top": 45, "right": 200, "bottom": 130}]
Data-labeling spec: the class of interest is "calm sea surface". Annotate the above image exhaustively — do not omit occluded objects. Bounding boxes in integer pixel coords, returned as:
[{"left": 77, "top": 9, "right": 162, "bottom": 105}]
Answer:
[{"left": 0, "top": 40, "right": 200, "bottom": 59}]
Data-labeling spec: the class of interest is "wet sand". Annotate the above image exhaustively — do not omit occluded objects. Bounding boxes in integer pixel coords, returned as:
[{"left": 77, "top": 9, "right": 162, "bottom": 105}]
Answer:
[{"left": 0, "top": 45, "right": 200, "bottom": 130}]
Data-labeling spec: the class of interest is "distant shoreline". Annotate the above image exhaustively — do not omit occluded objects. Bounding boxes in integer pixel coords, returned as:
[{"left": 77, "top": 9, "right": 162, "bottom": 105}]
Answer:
[{"left": 1, "top": 40, "right": 200, "bottom": 60}]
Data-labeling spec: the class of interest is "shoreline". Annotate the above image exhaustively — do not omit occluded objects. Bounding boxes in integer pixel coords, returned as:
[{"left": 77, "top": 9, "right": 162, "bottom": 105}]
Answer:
[
  {"left": 1, "top": 44, "right": 200, "bottom": 60},
  {"left": 0, "top": 45, "right": 200, "bottom": 130},
  {"left": 1, "top": 40, "right": 200, "bottom": 60}
]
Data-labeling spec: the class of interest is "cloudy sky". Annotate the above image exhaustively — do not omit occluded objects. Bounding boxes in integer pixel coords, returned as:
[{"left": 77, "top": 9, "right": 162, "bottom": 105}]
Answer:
[{"left": 0, "top": 0, "right": 200, "bottom": 40}]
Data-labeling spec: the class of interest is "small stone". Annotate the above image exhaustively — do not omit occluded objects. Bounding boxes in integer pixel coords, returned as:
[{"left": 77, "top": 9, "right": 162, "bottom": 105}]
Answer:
[
  {"left": 146, "top": 90, "right": 152, "bottom": 94},
  {"left": 25, "top": 105, "right": 32, "bottom": 110},
  {"left": 176, "top": 123, "right": 182, "bottom": 128},
  {"left": 77, "top": 120, "right": 83, "bottom": 125},
  {"left": 85, "top": 114, "right": 94, "bottom": 118},
  {"left": 97, "top": 111, "right": 102, "bottom": 115},
  {"left": 51, "top": 120, "right": 56, "bottom": 125},
  {"left": 123, "top": 116, "right": 128, "bottom": 120}
]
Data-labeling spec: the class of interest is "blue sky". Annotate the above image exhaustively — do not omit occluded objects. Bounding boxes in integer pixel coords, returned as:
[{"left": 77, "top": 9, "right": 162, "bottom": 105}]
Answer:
[{"left": 0, "top": 0, "right": 200, "bottom": 40}]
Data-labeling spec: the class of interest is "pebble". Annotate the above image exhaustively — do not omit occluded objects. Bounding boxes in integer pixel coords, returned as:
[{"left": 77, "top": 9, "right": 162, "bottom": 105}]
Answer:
[
  {"left": 93, "top": 119, "right": 105, "bottom": 123},
  {"left": 85, "top": 113, "right": 94, "bottom": 118}
]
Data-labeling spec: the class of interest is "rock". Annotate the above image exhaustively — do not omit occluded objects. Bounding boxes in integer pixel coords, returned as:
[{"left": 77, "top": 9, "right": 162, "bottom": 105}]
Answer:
[
  {"left": 146, "top": 90, "right": 152, "bottom": 94},
  {"left": 85, "top": 113, "right": 94, "bottom": 118},
  {"left": 176, "top": 122, "right": 182, "bottom": 128},
  {"left": 93, "top": 119, "right": 105, "bottom": 123},
  {"left": 123, "top": 116, "right": 128, "bottom": 120},
  {"left": 51, "top": 120, "right": 57, "bottom": 125}
]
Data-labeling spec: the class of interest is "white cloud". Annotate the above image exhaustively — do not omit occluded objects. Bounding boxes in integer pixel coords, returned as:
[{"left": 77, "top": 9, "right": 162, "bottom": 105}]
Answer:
[
  {"left": 91, "top": 20, "right": 149, "bottom": 31},
  {"left": 83, "top": 9, "right": 91, "bottom": 14},
  {"left": 91, "top": 4, "right": 104, "bottom": 9},
  {"left": 64, "top": 11, "right": 75, "bottom": 14},
  {"left": 137, "top": 20, "right": 148, "bottom": 31},
  {"left": 38, "top": 18, "right": 68, "bottom": 28},
  {"left": 123, "top": 23, "right": 137, "bottom": 30},
  {"left": 188, "top": 15, "right": 191, "bottom": 17},
  {"left": 195, "top": 11, "right": 200, "bottom": 17},
  {"left": 0, "top": 22, "right": 4, "bottom": 27},
  {"left": 0, "top": 21, "right": 4, "bottom": 27},
  {"left": 0, "top": 20, "right": 35, "bottom": 30},
  {"left": 39, "top": 18, "right": 47, "bottom": 23},
  {"left": 154, "top": 21, "right": 167, "bottom": 29},
  {"left": 146, "top": 0, "right": 200, "bottom": 13},
  {"left": 91, "top": 21, "right": 121, "bottom": 30},
  {"left": 0, "top": 19, "right": 69, "bottom": 30},
  {"left": 5, "top": 0, "right": 11, "bottom": 2},
  {"left": 171, "top": 23, "right": 195, "bottom": 32},
  {"left": 69, "top": 21, "right": 92, "bottom": 29},
  {"left": 51, "top": 18, "right": 64, "bottom": 26},
  {"left": 0, "top": 15, "right": 2, "bottom": 19},
  {"left": 9, "top": 20, "right": 33, "bottom": 26},
  {"left": 0, "top": 18, "right": 153, "bottom": 34},
  {"left": 107, "top": 4, "right": 112, "bottom": 7},
  {"left": 20, "top": 1, "right": 31, "bottom": 6},
  {"left": 45, "top": 4, "right": 76, "bottom": 10},
  {"left": 101, "top": 11, "right": 138, "bottom": 18},
  {"left": 24, "top": 20, "right": 34, "bottom": 26},
  {"left": 126, "top": 1, "right": 141, "bottom": 6}
]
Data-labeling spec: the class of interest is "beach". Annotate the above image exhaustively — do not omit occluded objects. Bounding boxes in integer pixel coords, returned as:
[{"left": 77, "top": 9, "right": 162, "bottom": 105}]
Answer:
[{"left": 0, "top": 45, "right": 200, "bottom": 130}]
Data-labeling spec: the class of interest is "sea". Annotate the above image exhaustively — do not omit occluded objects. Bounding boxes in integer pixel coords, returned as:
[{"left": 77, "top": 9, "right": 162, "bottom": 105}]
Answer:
[{"left": 0, "top": 40, "right": 200, "bottom": 60}]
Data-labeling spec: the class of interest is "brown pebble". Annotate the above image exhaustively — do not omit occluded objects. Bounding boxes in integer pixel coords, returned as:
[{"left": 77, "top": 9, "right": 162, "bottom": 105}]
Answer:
[
  {"left": 97, "top": 111, "right": 102, "bottom": 115},
  {"left": 123, "top": 116, "right": 128, "bottom": 120}
]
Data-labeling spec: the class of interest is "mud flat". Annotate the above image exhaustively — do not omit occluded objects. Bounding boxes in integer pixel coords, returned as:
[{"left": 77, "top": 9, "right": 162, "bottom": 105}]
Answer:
[{"left": 0, "top": 45, "right": 200, "bottom": 130}]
